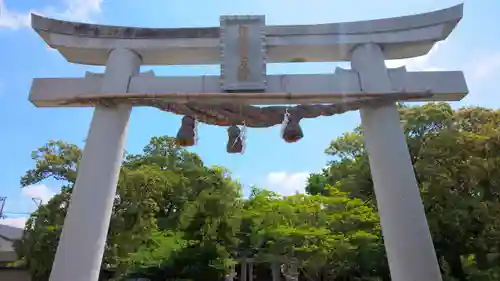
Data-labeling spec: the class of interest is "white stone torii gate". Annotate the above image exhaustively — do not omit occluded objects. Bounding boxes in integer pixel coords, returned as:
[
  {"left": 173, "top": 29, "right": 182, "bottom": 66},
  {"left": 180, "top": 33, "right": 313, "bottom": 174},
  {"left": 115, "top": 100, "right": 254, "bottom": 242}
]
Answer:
[{"left": 29, "top": 4, "right": 467, "bottom": 281}]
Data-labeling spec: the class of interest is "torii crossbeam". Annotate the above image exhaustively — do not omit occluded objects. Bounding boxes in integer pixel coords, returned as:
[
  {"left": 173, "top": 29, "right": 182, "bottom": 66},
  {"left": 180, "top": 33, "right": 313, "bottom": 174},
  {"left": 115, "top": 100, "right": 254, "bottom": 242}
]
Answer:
[{"left": 29, "top": 4, "right": 467, "bottom": 281}]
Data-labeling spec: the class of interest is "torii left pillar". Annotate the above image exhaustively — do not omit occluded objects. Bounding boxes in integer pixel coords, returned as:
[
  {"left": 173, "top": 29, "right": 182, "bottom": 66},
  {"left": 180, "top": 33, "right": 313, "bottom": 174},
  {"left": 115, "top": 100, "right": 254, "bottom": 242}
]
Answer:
[{"left": 49, "top": 48, "right": 141, "bottom": 281}]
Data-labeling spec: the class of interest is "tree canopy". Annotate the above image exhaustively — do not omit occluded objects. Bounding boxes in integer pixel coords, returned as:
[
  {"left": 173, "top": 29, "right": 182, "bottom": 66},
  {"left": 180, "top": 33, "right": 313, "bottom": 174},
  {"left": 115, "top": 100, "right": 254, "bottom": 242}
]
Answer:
[
  {"left": 13, "top": 103, "right": 500, "bottom": 281},
  {"left": 307, "top": 103, "right": 500, "bottom": 281}
]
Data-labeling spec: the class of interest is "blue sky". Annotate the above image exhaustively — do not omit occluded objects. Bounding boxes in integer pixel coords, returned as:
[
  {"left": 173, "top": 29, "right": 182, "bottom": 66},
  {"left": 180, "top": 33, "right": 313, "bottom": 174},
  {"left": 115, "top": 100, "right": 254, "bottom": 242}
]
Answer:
[{"left": 0, "top": 0, "right": 499, "bottom": 228}]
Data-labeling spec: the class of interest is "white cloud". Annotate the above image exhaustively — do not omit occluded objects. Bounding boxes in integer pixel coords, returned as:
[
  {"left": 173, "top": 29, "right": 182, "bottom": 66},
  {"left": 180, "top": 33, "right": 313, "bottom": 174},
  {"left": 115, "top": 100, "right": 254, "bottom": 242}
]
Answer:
[
  {"left": 469, "top": 52, "right": 500, "bottom": 82},
  {"left": 0, "top": 0, "right": 30, "bottom": 29},
  {"left": 385, "top": 42, "right": 444, "bottom": 71},
  {"left": 0, "top": 184, "right": 56, "bottom": 228},
  {"left": 265, "top": 171, "right": 309, "bottom": 196},
  {"left": 58, "top": 0, "right": 103, "bottom": 21},
  {"left": 0, "top": 0, "right": 103, "bottom": 29},
  {"left": 21, "top": 184, "right": 57, "bottom": 204}
]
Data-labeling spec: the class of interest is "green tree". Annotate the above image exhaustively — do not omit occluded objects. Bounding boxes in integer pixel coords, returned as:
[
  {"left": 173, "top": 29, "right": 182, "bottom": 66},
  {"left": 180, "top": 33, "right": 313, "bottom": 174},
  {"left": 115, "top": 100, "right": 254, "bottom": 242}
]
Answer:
[
  {"left": 243, "top": 187, "right": 382, "bottom": 281},
  {"left": 16, "top": 103, "right": 500, "bottom": 281},
  {"left": 306, "top": 103, "right": 500, "bottom": 281},
  {"left": 15, "top": 136, "right": 243, "bottom": 281}
]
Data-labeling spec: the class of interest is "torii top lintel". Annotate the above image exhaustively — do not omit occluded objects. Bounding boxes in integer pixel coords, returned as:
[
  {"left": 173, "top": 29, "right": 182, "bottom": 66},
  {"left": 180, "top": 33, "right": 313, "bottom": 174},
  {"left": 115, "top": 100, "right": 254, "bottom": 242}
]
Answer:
[{"left": 31, "top": 4, "right": 463, "bottom": 66}]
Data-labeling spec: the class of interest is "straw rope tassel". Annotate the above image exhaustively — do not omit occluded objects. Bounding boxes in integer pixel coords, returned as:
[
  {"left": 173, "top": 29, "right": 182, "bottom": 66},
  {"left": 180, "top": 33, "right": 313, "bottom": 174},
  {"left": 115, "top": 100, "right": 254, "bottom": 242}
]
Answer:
[
  {"left": 194, "top": 117, "right": 199, "bottom": 145},
  {"left": 240, "top": 121, "right": 247, "bottom": 154},
  {"left": 232, "top": 121, "right": 247, "bottom": 154},
  {"left": 280, "top": 109, "right": 291, "bottom": 138}
]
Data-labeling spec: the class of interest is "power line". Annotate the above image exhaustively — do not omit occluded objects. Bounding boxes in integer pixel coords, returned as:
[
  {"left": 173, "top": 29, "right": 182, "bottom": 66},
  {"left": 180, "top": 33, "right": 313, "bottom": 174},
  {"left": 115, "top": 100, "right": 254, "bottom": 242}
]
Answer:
[
  {"left": 2, "top": 211, "right": 32, "bottom": 215},
  {"left": 0, "top": 197, "right": 44, "bottom": 218}
]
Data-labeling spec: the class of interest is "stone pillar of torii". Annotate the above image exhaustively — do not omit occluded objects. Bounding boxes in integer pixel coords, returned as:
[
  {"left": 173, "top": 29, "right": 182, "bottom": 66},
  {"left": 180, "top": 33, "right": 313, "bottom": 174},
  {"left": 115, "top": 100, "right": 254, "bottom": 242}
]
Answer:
[{"left": 28, "top": 4, "right": 468, "bottom": 281}]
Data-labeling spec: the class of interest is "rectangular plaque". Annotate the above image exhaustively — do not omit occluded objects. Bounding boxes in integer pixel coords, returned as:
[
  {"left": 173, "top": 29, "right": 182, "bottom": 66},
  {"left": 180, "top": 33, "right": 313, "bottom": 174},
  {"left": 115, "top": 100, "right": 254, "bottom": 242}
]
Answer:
[{"left": 220, "top": 15, "right": 266, "bottom": 92}]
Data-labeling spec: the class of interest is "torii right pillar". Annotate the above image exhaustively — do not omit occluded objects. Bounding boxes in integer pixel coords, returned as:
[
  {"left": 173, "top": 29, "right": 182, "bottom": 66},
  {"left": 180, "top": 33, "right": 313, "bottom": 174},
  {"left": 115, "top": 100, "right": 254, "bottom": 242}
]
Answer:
[{"left": 351, "top": 43, "right": 442, "bottom": 281}]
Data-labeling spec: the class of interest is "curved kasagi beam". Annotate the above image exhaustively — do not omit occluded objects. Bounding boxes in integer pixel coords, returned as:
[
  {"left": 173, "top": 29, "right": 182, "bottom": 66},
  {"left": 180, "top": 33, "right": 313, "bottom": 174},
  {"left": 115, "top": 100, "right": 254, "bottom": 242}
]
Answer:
[{"left": 31, "top": 4, "right": 463, "bottom": 66}]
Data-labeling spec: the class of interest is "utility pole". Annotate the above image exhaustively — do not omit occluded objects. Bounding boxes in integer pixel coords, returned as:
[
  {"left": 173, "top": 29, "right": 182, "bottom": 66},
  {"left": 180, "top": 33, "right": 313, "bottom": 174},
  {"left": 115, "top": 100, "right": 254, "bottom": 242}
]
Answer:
[
  {"left": 0, "top": 197, "right": 6, "bottom": 218},
  {"left": 32, "top": 198, "right": 42, "bottom": 208}
]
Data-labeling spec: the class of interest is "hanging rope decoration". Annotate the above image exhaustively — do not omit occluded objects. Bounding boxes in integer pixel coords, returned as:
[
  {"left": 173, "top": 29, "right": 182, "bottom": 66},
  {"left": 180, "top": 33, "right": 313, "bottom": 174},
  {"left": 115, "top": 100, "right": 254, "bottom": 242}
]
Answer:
[
  {"left": 280, "top": 108, "right": 290, "bottom": 138},
  {"left": 239, "top": 121, "right": 247, "bottom": 153},
  {"left": 227, "top": 124, "right": 245, "bottom": 153},
  {"left": 194, "top": 117, "right": 199, "bottom": 144},
  {"left": 154, "top": 93, "right": 433, "bottom": 151},
  {"left": 175, "top": 115, "right": 197, "bottom": 147},
  {"left": 280, "top": 109, "right": 304, "bottom": 143},
  {"left": 227, "top": 104, "right": 247, "bottom": 154}
]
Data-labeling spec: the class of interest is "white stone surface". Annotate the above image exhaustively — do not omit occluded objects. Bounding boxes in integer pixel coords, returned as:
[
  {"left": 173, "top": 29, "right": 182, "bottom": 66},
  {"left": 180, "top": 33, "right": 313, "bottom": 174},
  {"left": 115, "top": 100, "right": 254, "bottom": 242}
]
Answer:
[
  {"left": 352, "top": 43, "right": 442, "bottom": 281},
  {"left": 48, "top": 48, "right": 141, "bottom": 281},
  {"left": 29, "top": 70, "right": 468, "bottom": 106},
  {"left": 31, "top": 4, "right": 463, "bottom": 65}
]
